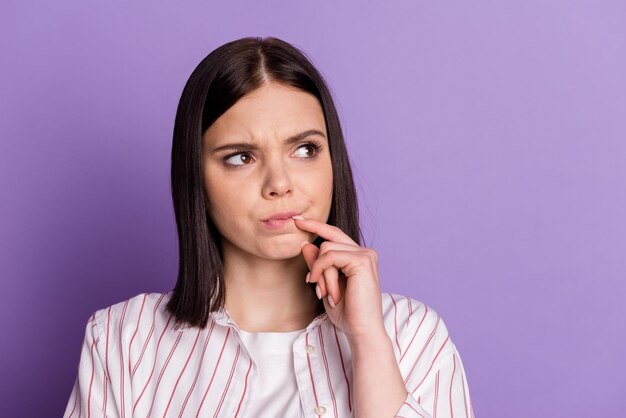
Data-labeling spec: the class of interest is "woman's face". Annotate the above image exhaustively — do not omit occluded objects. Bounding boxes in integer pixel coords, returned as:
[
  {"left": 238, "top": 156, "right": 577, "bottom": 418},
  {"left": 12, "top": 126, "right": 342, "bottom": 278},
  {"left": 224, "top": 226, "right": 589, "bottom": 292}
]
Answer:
[{"left": 202, "top": 82, "right": 333, "bottom": 260}]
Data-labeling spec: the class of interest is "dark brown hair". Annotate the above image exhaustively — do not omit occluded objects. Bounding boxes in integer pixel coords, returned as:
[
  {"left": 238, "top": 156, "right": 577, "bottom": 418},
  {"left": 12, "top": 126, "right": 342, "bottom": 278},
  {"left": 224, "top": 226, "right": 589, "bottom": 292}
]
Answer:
[{"left": 166, "top": 36, "right": 364, "bottom": 329}]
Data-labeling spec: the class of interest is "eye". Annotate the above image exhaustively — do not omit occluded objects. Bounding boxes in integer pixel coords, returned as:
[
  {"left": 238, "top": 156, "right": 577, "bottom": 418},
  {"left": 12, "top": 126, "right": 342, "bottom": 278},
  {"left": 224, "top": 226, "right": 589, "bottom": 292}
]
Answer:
[
  {"left": 221, "top": 140, "right": 323, "bottom": 168},
  {"left": 223, "top": 152, "right": 253, "bottom": 167},
  {"left": 298, "top": 141, "right": 322, "bottom": 159},
  {"left": 294, "top": 142, "right": 322, "bottom": 159}
]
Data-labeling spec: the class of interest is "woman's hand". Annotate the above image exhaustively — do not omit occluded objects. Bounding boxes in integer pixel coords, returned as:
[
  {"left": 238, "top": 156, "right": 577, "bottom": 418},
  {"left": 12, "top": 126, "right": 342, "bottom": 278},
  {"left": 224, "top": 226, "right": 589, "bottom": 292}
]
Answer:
[{"left": 293, "top": 215, "right": 386, "bottom": 342}]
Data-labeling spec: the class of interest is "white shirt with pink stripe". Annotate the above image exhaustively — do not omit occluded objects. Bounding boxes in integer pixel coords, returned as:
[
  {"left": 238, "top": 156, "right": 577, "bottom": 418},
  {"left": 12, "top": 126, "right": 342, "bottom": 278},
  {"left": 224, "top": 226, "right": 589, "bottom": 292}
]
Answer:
[{"left": 63, "top": 291, "right": 475, "bottom": 418}]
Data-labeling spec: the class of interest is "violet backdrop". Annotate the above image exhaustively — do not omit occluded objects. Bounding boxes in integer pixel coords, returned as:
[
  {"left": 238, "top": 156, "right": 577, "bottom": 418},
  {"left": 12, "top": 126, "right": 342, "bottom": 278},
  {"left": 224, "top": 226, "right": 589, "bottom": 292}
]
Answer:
[{"left": 1, "top": 1, "right": 625, "bottom": 417}]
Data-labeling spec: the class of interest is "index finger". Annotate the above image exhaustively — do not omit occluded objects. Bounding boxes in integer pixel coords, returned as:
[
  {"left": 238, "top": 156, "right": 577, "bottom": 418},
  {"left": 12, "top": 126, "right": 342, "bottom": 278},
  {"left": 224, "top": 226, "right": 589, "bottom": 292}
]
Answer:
[{"left": 291, "top": 215, "right": 358, "bottom": 246}]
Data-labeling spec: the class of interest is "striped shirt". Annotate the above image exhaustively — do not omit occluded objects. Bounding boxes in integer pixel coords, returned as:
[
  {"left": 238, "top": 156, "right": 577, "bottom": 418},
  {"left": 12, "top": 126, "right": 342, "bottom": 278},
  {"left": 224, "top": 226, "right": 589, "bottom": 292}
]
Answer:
[{"left": 63, "top": 291, "right": 475, "bottom": 418}]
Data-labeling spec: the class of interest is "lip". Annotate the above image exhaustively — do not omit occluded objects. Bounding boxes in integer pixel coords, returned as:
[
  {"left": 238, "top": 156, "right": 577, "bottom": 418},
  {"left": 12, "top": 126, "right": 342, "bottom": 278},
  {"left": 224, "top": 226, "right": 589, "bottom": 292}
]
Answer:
[
  {"left": 260, "top": 211, "right": 302, "bottom": 231},
  {"left": 261, "top": 211, "right": 303, "bottom": 222}
]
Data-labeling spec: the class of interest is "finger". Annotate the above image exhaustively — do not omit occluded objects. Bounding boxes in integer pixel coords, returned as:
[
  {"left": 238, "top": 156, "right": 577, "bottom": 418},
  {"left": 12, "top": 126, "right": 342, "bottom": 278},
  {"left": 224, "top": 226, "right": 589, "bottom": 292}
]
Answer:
[
  {"left": 322, "top": 266, "right": 341, "bottom": 308},
  {"left": 308, "top": 259, "right": 327, "bottom": 296},
  {"left": 302, "top": 237, "right": 360, "bottom": 289},
  {"left": 300, "top": 240, "right": 320, "bottom": 273},
  {"left": 305, "top": 240, "right": 361, "bottom": 269},
  {"left": 292, "top": 216, "right": 358, "bottom": 246},
  {"left": 300, "top": 230, "right": 362, "bottom": 278},
  {"left": 317, "top": 240, "right": 362, "bottom": 255},
  {"left": 315, "top": 267, "right": 330, "bottom": 298},
  {"left": 302, "top": 240, "right": 364, "bottom": 305},
  {"left": 317, "top": 269, "right": 327, "bottom": 299},
  {"left": 310, "top": 249, "right": 371, "bottom": 286}
]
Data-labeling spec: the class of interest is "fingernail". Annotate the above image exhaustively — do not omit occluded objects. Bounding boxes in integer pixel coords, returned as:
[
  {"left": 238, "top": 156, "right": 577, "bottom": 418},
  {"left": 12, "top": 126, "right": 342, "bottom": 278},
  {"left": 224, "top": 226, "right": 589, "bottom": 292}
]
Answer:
[
  {"left": 328, "top": 295, "right": 336, "bottom": 308},
  {"left": 301, "top": 240, "right": 309, "bottom": 248},
  {"left": 292, "top": 215, "right": 305, "bottom": 220},
  {"left": 305, "top": 272, "right": 310, "bottom": 283},
  {"left": 315, "top": 284, "right": 322, "bottom": 300}
]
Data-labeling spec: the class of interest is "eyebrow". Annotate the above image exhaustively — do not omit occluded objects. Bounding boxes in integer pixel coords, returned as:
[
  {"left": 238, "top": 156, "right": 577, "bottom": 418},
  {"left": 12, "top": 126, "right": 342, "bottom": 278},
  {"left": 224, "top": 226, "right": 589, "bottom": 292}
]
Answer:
[{"left": 209, "top": 129, "right": 327, "bottom": 154}]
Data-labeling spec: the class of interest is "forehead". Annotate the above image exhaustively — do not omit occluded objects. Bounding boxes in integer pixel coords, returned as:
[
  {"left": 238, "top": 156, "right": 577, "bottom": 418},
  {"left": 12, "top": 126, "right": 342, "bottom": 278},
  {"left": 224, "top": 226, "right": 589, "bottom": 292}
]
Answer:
[{"left": 204, "top": 83, "right": 326, "bottom": 143}]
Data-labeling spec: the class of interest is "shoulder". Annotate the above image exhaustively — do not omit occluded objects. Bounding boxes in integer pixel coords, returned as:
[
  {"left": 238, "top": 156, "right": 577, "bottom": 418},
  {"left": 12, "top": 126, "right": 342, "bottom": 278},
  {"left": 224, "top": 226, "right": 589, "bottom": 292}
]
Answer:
[
  {"left": 380, "top": 291, "right": 441, "bottom": 334},
  {"left": 89, "top": 291, "right": 172, "bottom": 338},
  {"left": 380, "top": 292, "right": 455, "bottom": 362}
]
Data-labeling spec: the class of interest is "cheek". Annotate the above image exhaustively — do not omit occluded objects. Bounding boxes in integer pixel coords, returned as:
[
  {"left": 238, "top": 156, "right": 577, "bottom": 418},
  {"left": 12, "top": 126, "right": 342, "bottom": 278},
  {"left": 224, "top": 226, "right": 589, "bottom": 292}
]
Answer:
[
  {"left": 204, "top": 172, "right": 255, "bottom": 227},
  {"left": 317, "top": 158, "right": 334, "bottom": 200}
]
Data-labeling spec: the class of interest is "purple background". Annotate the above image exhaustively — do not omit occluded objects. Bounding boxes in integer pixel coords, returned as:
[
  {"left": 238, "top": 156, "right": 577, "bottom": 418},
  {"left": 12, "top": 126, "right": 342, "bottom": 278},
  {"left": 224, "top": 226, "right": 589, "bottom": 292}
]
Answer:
[{"left": 2, "top": 1, "right": 625, "bottom": 417}]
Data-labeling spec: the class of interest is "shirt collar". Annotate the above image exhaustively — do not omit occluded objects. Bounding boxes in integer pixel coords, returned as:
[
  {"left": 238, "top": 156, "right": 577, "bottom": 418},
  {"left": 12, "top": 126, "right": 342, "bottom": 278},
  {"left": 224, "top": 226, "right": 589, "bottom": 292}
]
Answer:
[
  {"left": 168, "top": 289, "right": 329, "bottom": 332},
  {"left": 209, "top": 306, "right": 329, "bottom": 333}
]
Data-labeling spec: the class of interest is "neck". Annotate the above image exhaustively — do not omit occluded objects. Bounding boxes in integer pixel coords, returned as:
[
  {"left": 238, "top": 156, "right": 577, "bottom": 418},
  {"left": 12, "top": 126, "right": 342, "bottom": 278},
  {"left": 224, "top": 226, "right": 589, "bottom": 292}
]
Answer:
[{"left": 221, "top": 239, "right": 321, "bottom": 332}]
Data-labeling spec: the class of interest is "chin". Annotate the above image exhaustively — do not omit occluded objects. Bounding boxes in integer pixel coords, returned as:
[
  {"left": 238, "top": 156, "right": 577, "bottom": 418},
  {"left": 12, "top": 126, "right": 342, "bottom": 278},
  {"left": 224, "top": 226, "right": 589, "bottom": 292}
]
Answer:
[{"left": 257, "top": 238, "right": 303, "bottom": 259}]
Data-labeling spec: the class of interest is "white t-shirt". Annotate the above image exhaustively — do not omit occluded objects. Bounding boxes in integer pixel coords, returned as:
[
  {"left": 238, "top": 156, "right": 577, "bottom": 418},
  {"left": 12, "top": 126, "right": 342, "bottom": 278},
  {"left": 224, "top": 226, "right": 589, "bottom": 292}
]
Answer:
[{"left": 238, "top": 327, "right": 307, "bottom": 417}]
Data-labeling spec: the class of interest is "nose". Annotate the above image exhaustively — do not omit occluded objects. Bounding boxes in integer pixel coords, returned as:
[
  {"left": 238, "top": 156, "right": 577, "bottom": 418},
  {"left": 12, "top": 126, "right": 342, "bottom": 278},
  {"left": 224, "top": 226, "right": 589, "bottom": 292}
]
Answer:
[{"left": 261, "top": 157, "right": 293, "bottom": 199}]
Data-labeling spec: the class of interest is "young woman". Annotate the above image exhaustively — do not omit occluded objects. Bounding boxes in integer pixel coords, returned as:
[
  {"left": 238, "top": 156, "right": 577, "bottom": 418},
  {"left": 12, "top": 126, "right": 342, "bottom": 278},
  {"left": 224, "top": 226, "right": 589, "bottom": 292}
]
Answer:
[{"left": 63, "top": 36, "right": 474, "bottom": 418}]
